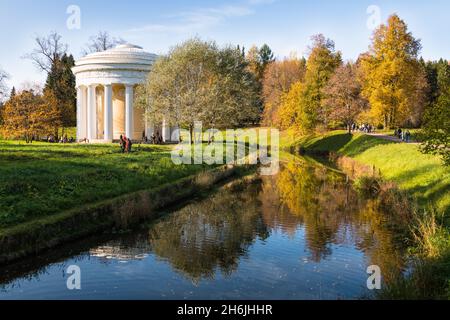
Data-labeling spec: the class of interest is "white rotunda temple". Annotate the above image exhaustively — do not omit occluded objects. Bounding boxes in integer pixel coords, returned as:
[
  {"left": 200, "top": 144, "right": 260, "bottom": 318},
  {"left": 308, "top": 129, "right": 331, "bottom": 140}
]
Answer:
[{"left": 72, "top": 44, "right": 176, "bottom": 143}]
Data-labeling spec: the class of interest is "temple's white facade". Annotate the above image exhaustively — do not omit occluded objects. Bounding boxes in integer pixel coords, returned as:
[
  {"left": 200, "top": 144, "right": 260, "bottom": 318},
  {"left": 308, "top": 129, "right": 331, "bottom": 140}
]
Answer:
[{"left": 72, "top": 44, "right": 177, "bottom": 143}]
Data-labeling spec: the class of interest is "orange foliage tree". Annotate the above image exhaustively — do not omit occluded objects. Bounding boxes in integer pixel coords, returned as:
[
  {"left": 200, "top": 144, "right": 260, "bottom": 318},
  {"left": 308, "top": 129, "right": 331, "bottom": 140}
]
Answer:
[
  {"left": 262, "top": 56, "right": 306, "bottom": 126},
  {"left": 1, "top": 89, "right": 60, "bottom": 142}
]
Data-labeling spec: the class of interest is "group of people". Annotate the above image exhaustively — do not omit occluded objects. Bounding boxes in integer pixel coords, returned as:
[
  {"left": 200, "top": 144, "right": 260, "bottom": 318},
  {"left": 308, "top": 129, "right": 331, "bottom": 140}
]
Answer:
[
  {"left": 140, "top": 130, "right": 164, "bottom": 145},
  {"left": 119, "top": 135, "right": 133, "bottom": 153},
  {"left": 350, "top": 123, "right": 374, "bottom": 133},
  {"left": 394, "top": 128, "right": 412, "bottom": 143},
  {"left": 47, "top": 134, "right": 75, "bottom": 143}
]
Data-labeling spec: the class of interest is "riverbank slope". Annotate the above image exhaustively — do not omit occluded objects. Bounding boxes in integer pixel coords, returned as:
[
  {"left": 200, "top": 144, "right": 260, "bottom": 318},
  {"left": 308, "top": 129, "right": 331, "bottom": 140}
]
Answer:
[{"left": 282, "top": 130, "right": 449, "bottom": 216}]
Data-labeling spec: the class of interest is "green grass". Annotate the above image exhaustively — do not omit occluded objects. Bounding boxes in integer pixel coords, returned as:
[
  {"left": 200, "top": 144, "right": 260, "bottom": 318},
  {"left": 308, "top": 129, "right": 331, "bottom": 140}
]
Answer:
[
  {"left": 0, "top": 140, "right": 211, "bottom": 228},
  {"left": 284, "top": 130, "right": 450, "bottom": 215}
]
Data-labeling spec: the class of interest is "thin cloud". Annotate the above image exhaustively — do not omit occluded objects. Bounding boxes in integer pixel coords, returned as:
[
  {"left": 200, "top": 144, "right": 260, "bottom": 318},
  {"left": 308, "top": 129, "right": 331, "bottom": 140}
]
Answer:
[{"left": 127, "top": 1, "right": 275, "bottom": 36}]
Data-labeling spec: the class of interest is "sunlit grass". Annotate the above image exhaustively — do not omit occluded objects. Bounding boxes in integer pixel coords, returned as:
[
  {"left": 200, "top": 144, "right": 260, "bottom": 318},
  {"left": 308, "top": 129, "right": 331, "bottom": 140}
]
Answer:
[
  {"left": 0, "top": 140, "right": 210, "bottom": 228},
  {"left": 282, "top": 130, "right": 450, "bottom": 215}
]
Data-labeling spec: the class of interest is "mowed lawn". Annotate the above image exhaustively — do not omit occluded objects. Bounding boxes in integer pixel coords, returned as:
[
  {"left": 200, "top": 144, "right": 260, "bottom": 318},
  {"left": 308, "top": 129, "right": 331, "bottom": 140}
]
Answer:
[
  {"left": 0, "top": 141, "right": 209, "bottom": 228},
  {"left": 285, "top": 130, "right": 450, "bottom": 215}
]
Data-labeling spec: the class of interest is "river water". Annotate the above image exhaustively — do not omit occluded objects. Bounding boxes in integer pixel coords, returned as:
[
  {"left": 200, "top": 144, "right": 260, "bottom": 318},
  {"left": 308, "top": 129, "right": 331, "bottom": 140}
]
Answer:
[{"left": 0, "top": 156, "right": 408, "bottom": 300}]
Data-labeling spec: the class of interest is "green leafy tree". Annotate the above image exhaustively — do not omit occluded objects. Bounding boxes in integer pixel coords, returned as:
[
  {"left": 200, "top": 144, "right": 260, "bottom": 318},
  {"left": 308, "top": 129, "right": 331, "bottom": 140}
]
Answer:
[
  {"left": 136, "top": 38, "right": 260, "bottom": 141},
  {"left": 9, "top": 86, "right": 16, "bottom": 98},
  {"left": 259, "top": 44, "right": 275, "bottom": 76},
  {"left": 420, "top": 89, "right": 450, "bottom": 165},
  {"left": 420, "top": 58, "right": 450, "bottom": 106}
]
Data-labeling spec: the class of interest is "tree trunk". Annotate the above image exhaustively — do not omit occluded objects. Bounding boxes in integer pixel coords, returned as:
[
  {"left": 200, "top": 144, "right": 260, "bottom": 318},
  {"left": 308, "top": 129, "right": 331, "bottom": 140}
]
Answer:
[{"left": 189, "top": 124, "right": 194, "bottom": 145}]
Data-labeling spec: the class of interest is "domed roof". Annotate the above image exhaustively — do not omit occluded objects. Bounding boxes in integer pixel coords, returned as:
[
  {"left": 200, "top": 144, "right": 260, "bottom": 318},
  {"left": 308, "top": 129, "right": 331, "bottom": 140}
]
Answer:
[{"left": 74, "top": 43, "right": 157, "bottom": 69}]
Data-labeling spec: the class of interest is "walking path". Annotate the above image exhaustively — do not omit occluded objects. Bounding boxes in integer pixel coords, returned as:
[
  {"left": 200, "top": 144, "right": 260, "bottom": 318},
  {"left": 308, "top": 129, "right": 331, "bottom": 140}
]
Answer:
[{"left": 365, "top": 132, "right": 419, "bottom": 144}]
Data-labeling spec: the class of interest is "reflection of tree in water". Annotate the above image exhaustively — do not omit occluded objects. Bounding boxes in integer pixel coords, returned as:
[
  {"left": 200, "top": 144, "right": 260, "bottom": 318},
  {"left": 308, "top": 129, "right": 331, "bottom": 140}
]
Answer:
[
  {"left": 353, "top": 199, "right": 408, "bottom": 284},
  {"left": 148, "top": 183, "right": 269, "bottom": 282},
  {"left": 270, "top": 161, "right": 358, "bottom": 262},
  {"left": 262, "top": 158, "right": 408, "bottom": 284}
]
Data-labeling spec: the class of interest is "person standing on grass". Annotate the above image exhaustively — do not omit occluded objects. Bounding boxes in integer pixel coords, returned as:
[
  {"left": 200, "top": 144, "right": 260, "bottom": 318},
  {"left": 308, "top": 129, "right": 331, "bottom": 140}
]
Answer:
[
  {"left": 119, "top": 135, "right": 126, "bottom": 153},
  {"left": 126, "top": 137, "right": 132, "bottom": 153},
  {"left": 406, "top": 130, "right": 411, "bottom": 143}
]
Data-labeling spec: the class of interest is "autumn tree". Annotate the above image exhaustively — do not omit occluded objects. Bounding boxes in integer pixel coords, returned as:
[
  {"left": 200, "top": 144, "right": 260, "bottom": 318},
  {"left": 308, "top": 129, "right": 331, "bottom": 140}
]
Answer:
[
  {"left": 82, "top": 31, "right": 126, "bottom": 55},
  {"left": 278, "top": 82, "right": 305, "bottom": 131},
  {"left": 246, "top": 44, "right": 275, "bottom": 82},
  {"left": 262, "top": 56, "right": 306, "bottom": 126},
  {"left": 1, "top": 89, "right": 60, "bottom": 142},
  {"left": 24, "top": 32, "right": 76, "bottom": 137},
  {"left": 323, "top": 63, "right": 368, "bottom": 133},
  {"left": 299, "top": 34, "right": 342, "bottom": 130},
  {"left": 245, "top": 44, "right": 275, "bottom": 119},
  {"left": 359, "top": 14, "right": 427, "bottom": 128}
]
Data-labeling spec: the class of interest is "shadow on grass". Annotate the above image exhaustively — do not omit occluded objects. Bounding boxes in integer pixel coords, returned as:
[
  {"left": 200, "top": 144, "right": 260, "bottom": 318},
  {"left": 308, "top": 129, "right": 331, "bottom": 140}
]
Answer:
[
  {"left": 379, "top": 163, "right": 450, "bottom": 216},
  {"left": 305, "top": 133, "right": 353, "bottom": 153},
  {"left": 339, "top": 134, "right": 394, "bottom": 157}
]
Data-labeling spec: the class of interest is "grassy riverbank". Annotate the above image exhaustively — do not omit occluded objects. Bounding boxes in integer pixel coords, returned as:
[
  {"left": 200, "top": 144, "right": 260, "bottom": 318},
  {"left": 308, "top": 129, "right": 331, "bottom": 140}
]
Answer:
[
  {"left": 282, "top": 130, "right": 450, "bottom": 216},
  {"left": 0, "top": 140, "right": 210, "bottom": 229}
]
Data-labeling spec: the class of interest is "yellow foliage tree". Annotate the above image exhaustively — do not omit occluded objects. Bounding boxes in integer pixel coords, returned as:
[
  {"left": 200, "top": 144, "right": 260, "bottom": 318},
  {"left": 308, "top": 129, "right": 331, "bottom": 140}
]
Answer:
[
  {"left": 1, "top": 89, "right": 60, "bottom": 142},
  {"left": 278, "top": 82, "right": 307, "bottom": 132},
  {"left": 359, "top": 14, "right": 427, "bottom": 128},
  {"left": 262, "top": 56, "right": 306, "bottom": 127}
]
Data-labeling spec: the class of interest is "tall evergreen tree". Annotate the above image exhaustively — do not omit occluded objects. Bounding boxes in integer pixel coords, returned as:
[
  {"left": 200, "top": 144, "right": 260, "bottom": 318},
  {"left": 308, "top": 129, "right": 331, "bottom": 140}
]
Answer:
[
  {"left": 44, "top": 53, "right": 76, "bottom": 136},
  {"left": 258, "top": 44, "right": 275, "bottom": 77}
]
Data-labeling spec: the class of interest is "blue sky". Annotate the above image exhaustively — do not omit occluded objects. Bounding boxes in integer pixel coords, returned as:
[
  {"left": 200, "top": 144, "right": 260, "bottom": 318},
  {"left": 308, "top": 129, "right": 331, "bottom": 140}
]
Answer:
[{"left": 0, "top": 0, "right": 449, "bottom": 88}]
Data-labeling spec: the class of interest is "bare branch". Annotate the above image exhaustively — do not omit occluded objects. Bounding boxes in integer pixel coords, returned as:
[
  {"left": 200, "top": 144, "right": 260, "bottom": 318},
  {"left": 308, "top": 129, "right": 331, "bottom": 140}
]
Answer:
[
  {"left": 23, "top": 31, "right": 68, "bottom": 73},
  {"left": 81, "top": 31, "right": 126, "bottom": 56}
]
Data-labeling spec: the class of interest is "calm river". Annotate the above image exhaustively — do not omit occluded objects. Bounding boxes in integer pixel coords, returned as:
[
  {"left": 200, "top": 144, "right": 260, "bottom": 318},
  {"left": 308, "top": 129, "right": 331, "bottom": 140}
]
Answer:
[{"left": 0, "top": 156, "right": 408, "bottom": 299}]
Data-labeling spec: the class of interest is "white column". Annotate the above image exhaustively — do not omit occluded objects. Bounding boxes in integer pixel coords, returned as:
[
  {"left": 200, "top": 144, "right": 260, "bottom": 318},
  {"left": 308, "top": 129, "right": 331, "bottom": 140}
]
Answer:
[
  {"left": 80, "top": 86, "right": 88, "bottom": 139},
  {"left": 125, "top": 85, "right": 134, "bottom": 139},
  {"left": 76, "top": 87, "right": 82, "bottom": 141},
  {"left": 104, "top": 84, "right": 113, "bottom": 142},
  {"left": 87, "top": 84, "right": 97, "bottom": 140}
]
